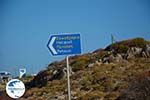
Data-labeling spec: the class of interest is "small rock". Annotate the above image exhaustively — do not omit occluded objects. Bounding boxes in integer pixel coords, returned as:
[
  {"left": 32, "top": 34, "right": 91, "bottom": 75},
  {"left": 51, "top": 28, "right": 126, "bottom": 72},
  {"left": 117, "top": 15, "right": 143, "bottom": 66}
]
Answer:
[{"left": 88, "top": 63, "right": 95, "bottom": 68}]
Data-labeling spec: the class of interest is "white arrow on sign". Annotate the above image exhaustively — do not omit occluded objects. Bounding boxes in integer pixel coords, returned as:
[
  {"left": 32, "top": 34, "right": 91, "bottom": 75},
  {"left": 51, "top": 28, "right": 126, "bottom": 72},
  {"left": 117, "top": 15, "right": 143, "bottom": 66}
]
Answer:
[{"left": 49, "top": 37, "right": 57, "bottom": 55}]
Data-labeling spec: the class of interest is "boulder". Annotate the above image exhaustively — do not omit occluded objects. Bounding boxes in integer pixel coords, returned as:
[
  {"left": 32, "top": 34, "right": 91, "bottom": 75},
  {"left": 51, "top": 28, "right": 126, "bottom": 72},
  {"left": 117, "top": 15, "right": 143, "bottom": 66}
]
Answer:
[
  {"left": 134, "top": 47, "right": 142, "bottom": 55},
  {"left": 51, "top": 68, "right": 66, "bottom": 80},
  {"left": 102, "top": 57, "right": 110, "bottom": 63},
  {"left": 26, "top": 68, "right": 67, "bottom": 88},
  {"left": 142, "top": 44, "right": 150, "bottom": 58},
  {"left": 126, "top": 47, "right": 143, "bottom": 59},
  {"left": 87, "top": 63, "right": 95, "bottom": 68},
  {"left": 109, "top": 54, "right": 115, "bottom": 62},
  {"left": 114, "top": 54, "right": 123, "bottom": 62},
  {"left": 26, "top": 70, "right": 48, "bottom": 88},
  {"left": 95, "top": 60, "right": 102, "bottom": 66}
]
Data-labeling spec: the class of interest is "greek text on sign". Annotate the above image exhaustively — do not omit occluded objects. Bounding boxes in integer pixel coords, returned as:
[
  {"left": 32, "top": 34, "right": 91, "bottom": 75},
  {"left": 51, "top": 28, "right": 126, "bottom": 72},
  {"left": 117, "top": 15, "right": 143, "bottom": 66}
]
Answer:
[{"left": 47, "top": 33, "right": 81, "bottom": 56}]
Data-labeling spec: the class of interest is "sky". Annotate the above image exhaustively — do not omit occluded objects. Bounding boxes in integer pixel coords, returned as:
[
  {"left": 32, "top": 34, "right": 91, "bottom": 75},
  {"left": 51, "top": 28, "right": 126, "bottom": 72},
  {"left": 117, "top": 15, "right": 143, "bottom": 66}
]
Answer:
[{"left": 0, "top": 0, "right": 150, "bottom": 76}]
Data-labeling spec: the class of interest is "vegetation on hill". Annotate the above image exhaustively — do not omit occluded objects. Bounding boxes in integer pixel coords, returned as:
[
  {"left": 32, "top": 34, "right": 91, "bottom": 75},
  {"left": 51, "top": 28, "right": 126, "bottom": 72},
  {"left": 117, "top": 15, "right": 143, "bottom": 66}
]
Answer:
[
  {"left": 1, "top": 37, "right": 150, "bottom": 100},
  {"left": 23, "top": 58, "right": 150, "bottom": 100},
  {"left": 23, "top": 37, "right": 150, "bottom": 100},
  {"left": 105, "top": 37, "right": 150, "bottom": 53}
]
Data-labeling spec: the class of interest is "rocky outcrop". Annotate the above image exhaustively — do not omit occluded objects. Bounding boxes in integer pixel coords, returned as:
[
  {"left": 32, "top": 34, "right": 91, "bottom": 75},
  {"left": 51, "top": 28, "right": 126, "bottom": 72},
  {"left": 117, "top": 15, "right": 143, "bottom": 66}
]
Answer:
[
  {"left": 26, "top": 70, "right": 49, "bottom": 88},
  {"left": 114, "top": 53, "right": 123, "bottom": 62},
  {"left": 21, "top": 37, "right": 150, "bottom": 100},
  {"left": 29, "top": 38, "right": 150, "bottom": 86},
  {"left": 142, "top": 44, "right": 150, "bottom": 58},
  {"left": 50, "top": 68, "right": 67, "bottom": 80},
  {"left": 26, "top": 38, "right": 150, "bottom": 90},
  {"left": 125, "top": 47, "right": 142, "bottom": 59}
]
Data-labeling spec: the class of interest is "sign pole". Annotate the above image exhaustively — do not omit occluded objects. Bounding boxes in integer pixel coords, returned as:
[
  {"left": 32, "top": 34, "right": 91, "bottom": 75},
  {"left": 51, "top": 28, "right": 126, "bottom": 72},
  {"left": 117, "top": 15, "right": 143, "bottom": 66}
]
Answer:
[
  {"left": 66, "top": 56, "right": 71, "bottom": 100},
  {"left": 47, "top": 33, "right": 81, "bottom": 100}
]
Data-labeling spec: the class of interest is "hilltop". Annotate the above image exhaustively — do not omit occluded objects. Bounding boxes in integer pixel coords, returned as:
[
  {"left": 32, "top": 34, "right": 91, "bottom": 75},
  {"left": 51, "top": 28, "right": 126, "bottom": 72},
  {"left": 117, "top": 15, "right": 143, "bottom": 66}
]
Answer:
[{"left": 1, "top": 37, "right": 150, "bottom": 100}]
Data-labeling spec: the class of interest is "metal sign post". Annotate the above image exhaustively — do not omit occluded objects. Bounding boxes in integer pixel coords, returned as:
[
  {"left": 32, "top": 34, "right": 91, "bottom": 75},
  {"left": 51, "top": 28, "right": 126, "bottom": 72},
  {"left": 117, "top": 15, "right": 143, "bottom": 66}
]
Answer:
[
  {"left": 66, "top": 56, "right": 71, "bottom": 100},
  {"left": 47, "top": 33, "right": 81, "bottom": 100}
]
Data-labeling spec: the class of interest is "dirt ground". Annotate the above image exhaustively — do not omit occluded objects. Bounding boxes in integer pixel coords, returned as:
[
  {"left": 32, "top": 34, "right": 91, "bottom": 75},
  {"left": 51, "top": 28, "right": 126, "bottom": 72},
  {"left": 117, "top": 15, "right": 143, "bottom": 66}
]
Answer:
[{"left": 0, "top": 90, "right": 13, "bottom": 100}]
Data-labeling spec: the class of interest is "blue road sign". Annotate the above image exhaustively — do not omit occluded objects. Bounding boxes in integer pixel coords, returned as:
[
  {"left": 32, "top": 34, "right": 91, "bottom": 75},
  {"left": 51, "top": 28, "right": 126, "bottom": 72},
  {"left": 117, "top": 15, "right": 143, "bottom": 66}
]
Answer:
[{"left": 47, "top": 33, "right": 81, "bottom": 56}]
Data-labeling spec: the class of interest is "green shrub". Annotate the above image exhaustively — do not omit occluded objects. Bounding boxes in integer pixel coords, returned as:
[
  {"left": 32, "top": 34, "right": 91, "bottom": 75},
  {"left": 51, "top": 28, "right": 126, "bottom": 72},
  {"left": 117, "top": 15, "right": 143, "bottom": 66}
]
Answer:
[
  {"left": 71, "top": 57, "right": 89, "bottom": 72},
  {"left": 94, "top": 51, "right": 108, "bottom": 60},
  {"left": 111, "top": 43, "right": 128, "bottom": 53},
  {"left": 117, "top": 44, "right": 128, "bottom": 53},
  {"left": 106, "top": 38, "right": 149, "bottom": 53},
  {"left": 125, "top": 38, "right": 146, "bottom": 48}
]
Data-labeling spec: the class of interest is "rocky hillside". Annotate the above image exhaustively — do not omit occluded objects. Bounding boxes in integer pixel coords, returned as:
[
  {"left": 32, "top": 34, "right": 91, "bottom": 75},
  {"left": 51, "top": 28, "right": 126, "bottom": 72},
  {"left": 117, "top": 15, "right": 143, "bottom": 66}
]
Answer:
[
  {"left": 1, "top": 37, "right": 150, "bottom": 100},
  {"left": 24, "top": 38, "right": 150, "bottom": 100}
]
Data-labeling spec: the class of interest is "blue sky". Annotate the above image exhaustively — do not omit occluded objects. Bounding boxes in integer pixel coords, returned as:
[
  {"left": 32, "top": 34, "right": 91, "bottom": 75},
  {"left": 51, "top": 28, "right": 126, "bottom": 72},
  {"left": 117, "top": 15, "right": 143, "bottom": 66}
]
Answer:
[{"left": 0, "top": 0, "right": 150, "bottom": 76}]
